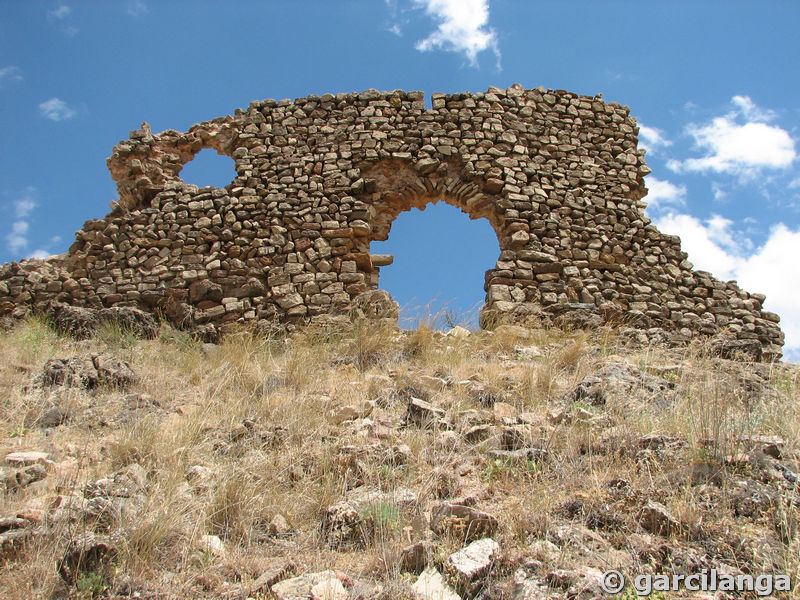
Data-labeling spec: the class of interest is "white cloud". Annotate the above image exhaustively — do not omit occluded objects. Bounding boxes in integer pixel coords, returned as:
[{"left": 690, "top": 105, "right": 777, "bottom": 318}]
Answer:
[
  {"left": 644, "top": 176, "right": 685, "bottom": 211},
  {"left": 682, "top": 120, "right": 795, "bottom": 173},
  {"left": 638, "top": 124, "right": 672, "bottom": 155},
  {"left": 47, "top": 3, "right": 78, "bottom": 36},
  {"left": 412, "top": 0, "right": 500, "bottom": 67},
  {"left": 655, "top": 212, "right": 800, "bottom": 359},
  {"left": 6, "top": 221, "right": 30, "bottom": 254},
  {"left": 38, "top": 98, "right": 77, "bottom": 121},
  {"left": 126, "top": 0, "right": 149, "bottom": 17},
  {"left": 14, "top": 188, "right": 37, "bottom": 218},
  {"left": 385, "top": 0, "right": 405, "bottom": 36},
  {"left": 0, "top": 66, "right": 22, "bottom": 85},
  {"left": 3, "top": 188, "right": 61, "bottom": 259},
  {"left": 5, "top": 188, "right": 38, "bottom": 255},
  {"left": 730, "top": 95, "right": 775, "bottom": 122},
  {"left": 48, "top": 4, "right": 72, "bottom": 20},
  {"left": 736, "top": 224, "right": 800, "bottom": 358},
  {"left": 670, "top": 96, "right": 796, "bottom": 178},
  {"left": 711, "top": 182, "right": 726, "bottom": 201},
  {"left": 654, "top": 212, "right": 741, "bottom": 280}
]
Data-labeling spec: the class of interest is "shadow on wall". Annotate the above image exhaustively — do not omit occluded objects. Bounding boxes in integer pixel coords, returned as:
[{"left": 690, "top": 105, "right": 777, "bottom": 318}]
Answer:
[{"left": 370, "top": 200, "right": 500, "bottom": 330}]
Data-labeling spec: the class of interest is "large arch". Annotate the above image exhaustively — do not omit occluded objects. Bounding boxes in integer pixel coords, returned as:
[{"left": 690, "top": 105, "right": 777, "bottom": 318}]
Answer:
[
  {"left": 368, "top": 199, "right": 500, "bottom": 328},
  {"left": 348, "top": 158, "right": 508, "bottom": 326}
]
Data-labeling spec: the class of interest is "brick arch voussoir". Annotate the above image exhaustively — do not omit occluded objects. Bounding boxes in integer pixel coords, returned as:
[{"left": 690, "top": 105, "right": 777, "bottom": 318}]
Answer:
[{"left": 353, "top": 157, "right": 515, "bottom": 248}]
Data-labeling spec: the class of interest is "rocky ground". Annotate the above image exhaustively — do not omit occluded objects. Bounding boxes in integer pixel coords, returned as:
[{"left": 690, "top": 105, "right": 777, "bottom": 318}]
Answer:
[{"left": 0, "top": 314, "right": 798, "bottom": 599}]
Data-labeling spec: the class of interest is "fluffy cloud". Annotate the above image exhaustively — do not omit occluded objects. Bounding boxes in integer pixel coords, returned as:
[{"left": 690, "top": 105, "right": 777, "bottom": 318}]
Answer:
[
  {"left": 3, "top": 188, "right": 58, "bottom": 259},
  {"left": 730, "top": 95, "right": 775, "bottom": 122},
  {"left": 638, "top": 124, "right": 672, "bottom": 156},
  {"left": 14, "top": 196, "right": 36, "bottom": 219},
  {"left": 47, "top": 3, "right": 78, "bottom": 36},
  {"left": 5, "top": 189, "right": 36, "bottom": 255},
  {"left": 6, "top": 221, "right": 30, "bottom": 255},
  {"left": 644, "top": 176, "right": 686, "bottom": 212},
  {"left": 736, "top": 224, "right": 800, "bottom": 356},
  {"left": 126, "top": 0, "right": 149, "bottom": 17},
  {"left": 412, "top": 0, "right": 500, "bottom": 67},
  {"left": 48, "top": 4, "right": 72, "bottom": 20},
  {"left": 655, "top": 212, "right": 800, "bottom": 359},
  {"left": 0, "top": 66, "right": 22, "bottom": 85},
  {"left": 669, "top": 96, "right": 796, "bottom": 178},
  {"left": 655, "top": 213, "right": 741, "bottom": 280},
  {"left": 38, "top": 98, "right": 77, "bottom": 121}
]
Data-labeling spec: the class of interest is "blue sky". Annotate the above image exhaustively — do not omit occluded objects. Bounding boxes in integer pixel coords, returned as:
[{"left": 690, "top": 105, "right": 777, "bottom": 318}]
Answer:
[{"left": 1, "top": 1, "right": 799, "bottom": 358}]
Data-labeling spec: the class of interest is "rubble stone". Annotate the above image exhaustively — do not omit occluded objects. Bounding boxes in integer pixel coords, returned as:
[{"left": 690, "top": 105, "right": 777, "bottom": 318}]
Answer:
[
  {"left": 430, "top": 502, "right": 498, "bottom": 542},
  {"left": 447, "top": 537, "right": 500, "bottom": 586},
  {"left": 412, "top": 566, "right": 462, "bottom": 600}
]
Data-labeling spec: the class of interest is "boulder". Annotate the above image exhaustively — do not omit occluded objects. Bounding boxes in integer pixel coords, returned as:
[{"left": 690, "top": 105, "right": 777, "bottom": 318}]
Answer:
[
  {"left": 638, "top": 500, "right": 682, "bottom": 536},
  {"left": 512, "top": 573, "right": 556, "bottom": 600},
  {"left": 352, "top": 289, "right": 399, "bottom": 320},
  {"left": 98, "top": 306, "right": 159, "bottom": 339},
  {"left": 712, "top": 337, "right": 762, "bottom": 361},
  {"left": 52, "top": 305, "right": 99, "bottom": 339},
  {"left": 0, "top": 527, "right": 36, "bottom": 560},
  {"left": 546, "top": 567, "right": 606, "bottom": 600},
  {"left": 327, "top": 399, "right": 374, "bottom": 424},
  {"left": 412, "top": 566, "right": 462, "bottom": 600},
  {"left": 82, "top": 464, "right": 148, "bottom": 531},
  {"left": 401, "top": 540, "right": 434, "bottom": 574},
  {"left": 405, "top": 398, "right": 449, "bottom": 429},
  {"left": 92, "top": 353, "right": 138, "bottom": 388},
  {"left": 51, "top": 304, "right": 159, "bottom": 339},
  {"left": 430, "top": 503, "right": 498, "bottom": 542},
  {"left": 320, "top": 502, "right": 363, "bottom": 548},
  {"left": 38, "top": 353, "right": 138, "bottom": 390},
  {"left": 5, "top": 451, "right": 51, "bottom": 467},
  {"left": 40, "top": 355, "right": 99, "bottom": 389},
  {"left": 57, "top": 532, "right": 118, "bottom": 585},
  {"left": 564, "top": 361, "right": 674, "bottom": 407},
  {"left": 272, "top": 571, "right": 350, "bottom": 600},
  {"left": 447, "top": 537, "right": 500, "bottom": 589},
  {"left": 198, "top": 534, "right": 225, "bottom": 557},
  {"left": 321, "top": 486, "right": 417, "bottom": 548}
]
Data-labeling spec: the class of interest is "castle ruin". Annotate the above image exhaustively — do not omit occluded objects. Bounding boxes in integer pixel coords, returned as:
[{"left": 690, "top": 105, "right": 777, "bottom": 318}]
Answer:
[{"left": 0, "top": 85, "right": 785, "bottom": 359}]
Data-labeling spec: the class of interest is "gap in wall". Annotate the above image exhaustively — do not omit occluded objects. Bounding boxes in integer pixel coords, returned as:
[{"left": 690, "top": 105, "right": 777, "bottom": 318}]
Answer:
[
  {"left": 370, "top": 200, "right": 500, "bottom": 330},
  {"left": 179, "top": 148, "right": 237, "bottom": 189}
]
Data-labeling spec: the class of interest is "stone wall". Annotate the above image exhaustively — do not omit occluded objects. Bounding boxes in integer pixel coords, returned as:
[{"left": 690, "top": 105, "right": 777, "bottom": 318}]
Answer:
[{"left": 0, "top": 85, "right": 785, "bottom": 358}]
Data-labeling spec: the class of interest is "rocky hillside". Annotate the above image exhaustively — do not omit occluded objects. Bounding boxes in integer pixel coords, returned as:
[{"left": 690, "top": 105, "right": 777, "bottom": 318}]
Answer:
[{"left": 0, "top": 315, "right": 797, "bottom": 599}]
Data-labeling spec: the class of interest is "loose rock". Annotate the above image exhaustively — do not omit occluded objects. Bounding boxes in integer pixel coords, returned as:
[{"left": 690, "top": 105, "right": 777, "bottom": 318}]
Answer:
[{"left": 430, "top": 503, "right": 498, "bottom": 542}]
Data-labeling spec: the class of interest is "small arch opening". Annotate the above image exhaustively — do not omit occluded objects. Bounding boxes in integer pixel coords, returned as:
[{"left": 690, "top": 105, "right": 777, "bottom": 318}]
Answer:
[
  {"left": 178, "top": 148, "right": 237, "bottom": 188},
  {"left": 370, "top": 200, "right": 500, "bottom": 330}
]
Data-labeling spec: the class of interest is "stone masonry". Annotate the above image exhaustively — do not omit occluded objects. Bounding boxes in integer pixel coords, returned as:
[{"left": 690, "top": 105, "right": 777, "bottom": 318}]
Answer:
[{"left": 0, "top": 85, "right": 785, "bottom": 359}]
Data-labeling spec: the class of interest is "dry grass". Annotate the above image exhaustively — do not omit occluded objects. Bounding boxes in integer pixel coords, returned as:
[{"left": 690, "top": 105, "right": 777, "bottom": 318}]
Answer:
[{"left": 0, "top": 315, "right": 798, "bottom": 599}]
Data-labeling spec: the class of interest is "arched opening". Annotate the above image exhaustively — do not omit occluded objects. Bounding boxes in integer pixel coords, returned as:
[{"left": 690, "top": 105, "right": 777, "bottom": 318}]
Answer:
[
  {"left": 178, "top": 148, "right": 237, "bottom": 189},
  {"left": 370, "top": 200, "right": 500, "bottom": 330}
]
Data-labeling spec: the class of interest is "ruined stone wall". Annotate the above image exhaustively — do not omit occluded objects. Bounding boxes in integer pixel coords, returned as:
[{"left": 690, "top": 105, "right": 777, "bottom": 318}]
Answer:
[{"left": 0, "top": 85, "right": 785, "bottom": 358}]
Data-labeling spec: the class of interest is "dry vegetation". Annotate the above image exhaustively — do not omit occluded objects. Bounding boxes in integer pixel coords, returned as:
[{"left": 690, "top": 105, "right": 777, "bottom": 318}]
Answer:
[{"left": 0, "top": 315, "right": 798, "bottom": 599}]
